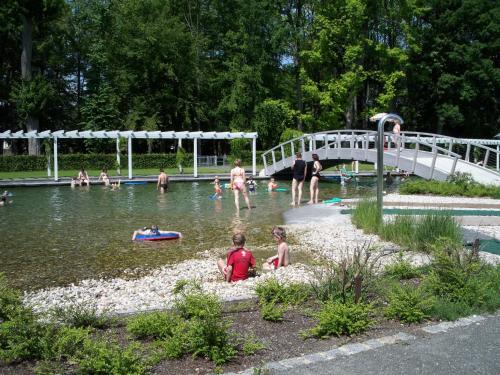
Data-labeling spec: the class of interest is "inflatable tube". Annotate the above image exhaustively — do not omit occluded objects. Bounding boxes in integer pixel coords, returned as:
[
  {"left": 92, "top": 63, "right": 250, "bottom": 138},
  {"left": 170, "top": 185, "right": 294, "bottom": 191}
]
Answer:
[
  {"left": 223, "top": 183, "right": 231, "bottom": 189},
  {"left": 274, "top": 188, "right": 288, "bottom": 192},
  {"left": 134, "top": 231, "right": 182, "bottom": 241},
  {"left": 324, "top": 197, "right": 342, "bottom": 204},
  {"left": 124, "top": 181, "right": 148, "bottom": 185}
]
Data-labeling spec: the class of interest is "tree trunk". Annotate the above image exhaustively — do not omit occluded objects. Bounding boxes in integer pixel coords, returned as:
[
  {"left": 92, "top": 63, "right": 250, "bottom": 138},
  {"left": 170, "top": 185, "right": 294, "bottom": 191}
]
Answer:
[
  {"left": 294, "top": 0, "right": 303, "bottom": 132},
  {"left": 21, "top": 14, "right": 40, "bottom": 155}
]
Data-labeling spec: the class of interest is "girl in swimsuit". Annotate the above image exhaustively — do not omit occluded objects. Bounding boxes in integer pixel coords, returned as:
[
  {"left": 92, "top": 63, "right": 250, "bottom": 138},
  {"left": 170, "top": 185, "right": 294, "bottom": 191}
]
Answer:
[
  {"left": 230, "top": 159, "right": 251, "bottom": 211},
  {"left": 263, "top": 226, "right": 290, "bottom": 271},
  {"left": 308, "top": 153, "right": 322, "bottom": 204}
]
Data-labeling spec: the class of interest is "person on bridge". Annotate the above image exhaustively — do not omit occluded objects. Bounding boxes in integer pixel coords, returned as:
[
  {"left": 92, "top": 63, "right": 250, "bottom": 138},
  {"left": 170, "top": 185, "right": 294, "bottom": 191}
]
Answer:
[
  {"left": 308, "top": 153, "right": 322, "bottom": 204},
  {"left": 392, "top": 119, "right": 401, "bottom": 148},
  {"left": 291, "top": 152, "right": 307, "bottom": 206}
]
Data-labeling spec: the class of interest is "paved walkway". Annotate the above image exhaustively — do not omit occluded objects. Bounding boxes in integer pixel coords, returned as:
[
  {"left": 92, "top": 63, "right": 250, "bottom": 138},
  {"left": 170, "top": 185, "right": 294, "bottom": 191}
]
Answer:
[{"left": 226, "top": 313, "right": 500, "bottom": 375}]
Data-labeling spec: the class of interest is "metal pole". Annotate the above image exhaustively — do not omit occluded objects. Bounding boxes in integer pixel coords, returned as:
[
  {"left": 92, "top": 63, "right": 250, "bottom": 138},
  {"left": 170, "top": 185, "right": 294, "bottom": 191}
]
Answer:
[
  {"left": 127, "top": 137, "right": 132, "bottom": 179},
  {"left": 193, "top": 137, "right": 198, "bottom": 178},
  {"left": 53, "top": 137, "right": 58, "bottom": 181},
  {"left": 116, "top": 138, "right": 121, "bottom": 176},
  {"left": 252, "top": 137, "right": 257, "bottom": 176},
  {"left": 375, "top": 113, "right": 404, "bottom": 223}
]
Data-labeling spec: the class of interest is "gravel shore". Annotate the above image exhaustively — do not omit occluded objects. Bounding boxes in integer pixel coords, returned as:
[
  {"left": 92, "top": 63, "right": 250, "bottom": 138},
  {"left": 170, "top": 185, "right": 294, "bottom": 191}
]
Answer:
[{"left": 23, "top": 194, "right": 500, "bottom": 316}]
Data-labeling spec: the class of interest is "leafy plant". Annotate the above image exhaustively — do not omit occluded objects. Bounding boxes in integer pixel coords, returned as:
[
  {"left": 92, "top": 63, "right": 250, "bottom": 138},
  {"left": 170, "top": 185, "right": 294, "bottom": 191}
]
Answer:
[
  {"left": 351, "top": 199, "right": 381, "bottom": 234},
  {"left": 384, "top": 254, "right": 421, "bottom": 280},
  {"left": 384, "top": 285, "right": 435, "bottom": 323},
  {"left": 241, "top": 335, "right": 266, "bottom": 356},
  {"left": 260, "top": 301, "right": 285, "bottom": 322},
  {"left": 255, "top": 279, "right": 309, "bottom": 306},
  {"left": 307, "top": 302, "right": 373, "bottom": 338},
  {"left": 0, "top": 273, "right": 23, "bottom": 321},
  {"left": 127, "top": 312, "right": 182, "bottom": 340},
  {"left": 43, "top": 326, "right": 91, "bottom": 361},
  {"left": 77, "top": 339, "right": 147, "bottom": 375},
  {"left": 49, "top": 302, "right": 110, "bottom": 329}
]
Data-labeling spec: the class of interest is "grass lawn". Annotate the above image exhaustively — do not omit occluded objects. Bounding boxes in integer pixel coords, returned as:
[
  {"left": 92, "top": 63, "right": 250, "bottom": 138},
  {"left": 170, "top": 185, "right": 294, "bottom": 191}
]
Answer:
[{"left": 0, "top": 165, "right": 262, "bottom": 179}]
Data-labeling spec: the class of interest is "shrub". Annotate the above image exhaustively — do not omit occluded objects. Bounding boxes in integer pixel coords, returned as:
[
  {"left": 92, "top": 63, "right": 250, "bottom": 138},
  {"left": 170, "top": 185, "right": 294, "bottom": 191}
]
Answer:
[
  {"left": 430, "top": 298, "right": 474, "bottom": 321},
  {"left": 0, "top": 308, "right": 46, "bottom": 363},
  {"left": 49, "top": 302, "right": 110, "bottom": 329},
  {"left": 380, "top": 215, "right": 415, "bottom": 246},
  {"left": 127, "top": 312, "right": 182, "bottom": 340},
  {"left": 255, "top": 279, "right": 309, "bottom": 306},
  {"left": 307, "top": 302, "right": 373, "bottom": 338},
  {"left": 0, "top": 273, "right": 23, "bottom": 321},
  {"left": 423, "top": 241, "right": 487, "bottom": 306},
  {"left": 384, "top": 255, "right": 421, "bottom": 280},
  {"left": 260, "top": 301, "right": 285, "bottom": 322},
  {"left": 44, "top": 326, "right": 91, "bottom": 361},
  {"left": 77, "top": 339, "right": 147, "bottom": 375},
  {"left": 384, "top": 285, "right": 435, "bottom": 323}
]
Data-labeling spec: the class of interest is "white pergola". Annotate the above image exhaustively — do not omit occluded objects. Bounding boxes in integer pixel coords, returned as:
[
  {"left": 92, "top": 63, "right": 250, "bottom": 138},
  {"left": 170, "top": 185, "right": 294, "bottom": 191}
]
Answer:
[{"left": 0, "top": 130, "right": 258, "bottom": 180}]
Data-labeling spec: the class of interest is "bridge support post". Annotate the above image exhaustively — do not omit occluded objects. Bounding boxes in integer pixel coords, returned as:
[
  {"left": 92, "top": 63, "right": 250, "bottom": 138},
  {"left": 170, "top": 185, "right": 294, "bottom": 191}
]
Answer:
[
  {"left": 127, "top": 137, "right": 133, "bottom": 179},
  {"left": 497, "top": 145, "right": 499, "bottom": 172}
]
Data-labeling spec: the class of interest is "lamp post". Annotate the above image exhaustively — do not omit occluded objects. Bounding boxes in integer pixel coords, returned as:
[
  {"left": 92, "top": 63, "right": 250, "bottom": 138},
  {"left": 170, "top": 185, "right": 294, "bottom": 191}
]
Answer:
[{"left": 370, "top": 113, "right": 404, "bottom": 223}]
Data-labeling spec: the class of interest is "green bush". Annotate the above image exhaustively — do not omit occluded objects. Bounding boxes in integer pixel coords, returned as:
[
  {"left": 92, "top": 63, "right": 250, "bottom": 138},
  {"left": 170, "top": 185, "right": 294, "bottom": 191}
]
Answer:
[
  {"left": 44, "top": 326, "right": 91, "bottom": 361},
  {"left": 0, "top": 273, "right": 23, "bottom": 321},
  {"left": 307, "top": 302, "right": 373, "bottom": 338},
  {"left": 423, "top": 243, "right": 487, "bottom": 306},
  {"left": 241, "top": 336, "right": 266, "bottom": 356},
  {"left": 49, "top": 303, "right": 110, "bottom": 329},
  {"left": 260, "top": 301, "right": 285, "bottom": 322},
  {"left": 0, "top": 308, "right": 47, "bottom": 363},
  {"left": 255, "top": 279, "right": 309, "bottom": 306},
  {"left": 384, "top": 256, "right": 421, "bottom": 280},
  {"left": 430, "top": 298, "right": 475, "bottom": 321},
  {"left": 77, "top": 339, "right": 147, "bottom": 375},
  {"left": 384, "top": 285, "right": 435, "bottom": 323},
  {"left": 127, "top": 311, "right": 182, "bottom": 340},
  {"left": 0, "top": 153, "right": 194, "bottom": 172}
]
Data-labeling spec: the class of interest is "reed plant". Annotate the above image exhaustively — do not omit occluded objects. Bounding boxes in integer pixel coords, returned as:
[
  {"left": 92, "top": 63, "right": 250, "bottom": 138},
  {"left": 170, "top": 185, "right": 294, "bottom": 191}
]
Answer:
[{"left": 351, "top": 199, "right": 381, "bottom": 233}]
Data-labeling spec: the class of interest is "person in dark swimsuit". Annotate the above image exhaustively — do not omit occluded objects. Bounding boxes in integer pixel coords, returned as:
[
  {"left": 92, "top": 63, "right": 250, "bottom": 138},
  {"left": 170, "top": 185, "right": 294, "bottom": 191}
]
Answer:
[
  {"left": 308, "top": 153, "right": 322, "bottom": 204},
  {"left": 291, "top": 152, "right": 307, "bottom": 206}
]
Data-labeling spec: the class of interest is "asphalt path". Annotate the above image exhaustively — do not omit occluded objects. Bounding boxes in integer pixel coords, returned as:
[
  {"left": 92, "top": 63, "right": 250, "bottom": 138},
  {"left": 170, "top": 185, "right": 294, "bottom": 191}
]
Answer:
[{"left": 270, "top": 314, "right": 500, "bottom": 375}]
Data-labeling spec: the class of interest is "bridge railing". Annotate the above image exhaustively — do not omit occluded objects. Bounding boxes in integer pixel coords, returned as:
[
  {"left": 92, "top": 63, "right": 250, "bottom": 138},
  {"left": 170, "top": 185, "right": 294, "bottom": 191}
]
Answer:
[
  {"left": 262, "top": 130, "right": 463, "bottom": 177},
  {"left": 398, "top": 131, "right": 500, "bottom": 172}
]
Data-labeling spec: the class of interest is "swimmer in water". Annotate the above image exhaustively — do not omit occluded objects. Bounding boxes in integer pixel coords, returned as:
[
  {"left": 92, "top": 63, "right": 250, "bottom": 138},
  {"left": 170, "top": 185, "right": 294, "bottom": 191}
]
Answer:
[
  {"left": 267, "top": 178, "right": 277, "bottom": 192},
  {"left": 213, "top": 176, "right": 223, "bottom": 198},
  {"left": 230, "top": 159, "right": 251, "bottom": 211},
  {"left": 246, "top": 177, "right": 257, "bottom": 194}
]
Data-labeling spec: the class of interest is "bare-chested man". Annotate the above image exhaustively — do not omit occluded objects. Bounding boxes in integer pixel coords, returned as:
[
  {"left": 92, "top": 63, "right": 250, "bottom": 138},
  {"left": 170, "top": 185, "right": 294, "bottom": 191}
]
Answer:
[{"left": 157, "top": 169, "right": 169, "bottom": 194}]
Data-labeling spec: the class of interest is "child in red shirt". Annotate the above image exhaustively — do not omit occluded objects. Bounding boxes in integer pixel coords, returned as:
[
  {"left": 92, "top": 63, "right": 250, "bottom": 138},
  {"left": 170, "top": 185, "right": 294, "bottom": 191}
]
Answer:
[{"left": 217, "top": 233, "right": 256, "bottom": 282}]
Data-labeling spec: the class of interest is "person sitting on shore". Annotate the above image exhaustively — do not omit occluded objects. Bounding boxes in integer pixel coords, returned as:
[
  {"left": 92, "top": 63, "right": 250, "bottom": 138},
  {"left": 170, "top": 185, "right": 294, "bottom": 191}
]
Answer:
[
  {"left": 132, "top": 225, "right": 160, "bottom": 240},
  {"left": 217, "top": 233, "right": 256, "bottom": 282},
  {"left": 77, "top": 167, "right": 90, "bottom": 186},
  {"left": 263, "top": 226, "right": 290, "bottom": 271},
  {"left": 98, "top": 168, "right": 110, "bottom": 186},
  {"left": 267, "top": 178, "right": 278, "bottom": 192}
]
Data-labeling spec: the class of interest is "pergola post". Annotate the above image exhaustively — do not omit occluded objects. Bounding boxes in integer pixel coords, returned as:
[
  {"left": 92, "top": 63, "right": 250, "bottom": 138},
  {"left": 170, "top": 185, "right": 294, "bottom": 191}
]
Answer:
[
  {"left": 116, "top": 138, "right": 121, "bottom": 176},
  {"left": 53, "top": 137, "right": 58, "bottom": 181},
  {"left": 127, "top": 137, "right": 132, "bottom": 179},
  {"left": 497, "top": 145, "right": 499, "bottom": 171},
  {"left": 252, "top": 136, "right": 257, "bottom": 176},
  {"left": 193, "top": 137, "right": 198, "bottom": 178}
]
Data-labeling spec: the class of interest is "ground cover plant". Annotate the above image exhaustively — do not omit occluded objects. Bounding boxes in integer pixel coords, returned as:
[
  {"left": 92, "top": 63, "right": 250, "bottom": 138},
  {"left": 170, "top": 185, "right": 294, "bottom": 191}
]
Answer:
[{"left": 400, "top": 172, "right": 500, "bottom": 199}]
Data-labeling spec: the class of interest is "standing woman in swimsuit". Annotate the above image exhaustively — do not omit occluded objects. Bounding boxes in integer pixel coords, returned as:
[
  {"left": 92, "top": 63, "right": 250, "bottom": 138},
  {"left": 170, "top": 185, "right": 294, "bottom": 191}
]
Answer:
[
  {"left": 230, "top": 159, "right": 251, "bottom": 211},
  {"left": 308, "top": 153, "right": 322, "bottom": 204}
]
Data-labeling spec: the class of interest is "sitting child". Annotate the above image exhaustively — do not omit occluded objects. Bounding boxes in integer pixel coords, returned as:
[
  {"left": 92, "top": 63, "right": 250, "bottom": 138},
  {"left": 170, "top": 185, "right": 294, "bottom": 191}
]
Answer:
[
  {"left": 267, "top": 178, "right": 278, "bottom": 192},
  {"left": 132, "top": 225, "right": 160, "bottom": 240},
  {"left": 217, "top": 233, "right": 256, "bottom": 282},
  {"left": 263, "top": 226, "right": 289, "bottom": 271}
]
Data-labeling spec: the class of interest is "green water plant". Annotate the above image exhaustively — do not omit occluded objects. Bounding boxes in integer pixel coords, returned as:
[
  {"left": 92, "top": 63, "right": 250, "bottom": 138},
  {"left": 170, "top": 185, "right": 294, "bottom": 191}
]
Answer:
[{"left": 384, "top": 285, "right": 435, "bottom": 323}]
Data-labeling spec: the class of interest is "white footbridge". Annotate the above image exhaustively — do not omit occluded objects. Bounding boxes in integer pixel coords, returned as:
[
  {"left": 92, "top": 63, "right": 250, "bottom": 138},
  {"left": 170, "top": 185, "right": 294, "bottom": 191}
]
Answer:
[{"left": 261, "top": 130, "right": 500, "bottom": 186}]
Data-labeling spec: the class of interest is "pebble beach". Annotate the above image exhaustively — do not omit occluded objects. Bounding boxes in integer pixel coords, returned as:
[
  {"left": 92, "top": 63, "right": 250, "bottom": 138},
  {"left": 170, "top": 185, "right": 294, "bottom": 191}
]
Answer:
[{"left": 24, "top": 194, "right": 500, "bottom": 316}]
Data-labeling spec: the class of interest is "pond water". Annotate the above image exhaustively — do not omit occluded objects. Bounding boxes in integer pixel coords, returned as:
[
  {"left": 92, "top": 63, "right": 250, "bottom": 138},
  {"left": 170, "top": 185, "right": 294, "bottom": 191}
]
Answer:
[{"left": 0, "top": 178, "right": 397, "bottom": 290}]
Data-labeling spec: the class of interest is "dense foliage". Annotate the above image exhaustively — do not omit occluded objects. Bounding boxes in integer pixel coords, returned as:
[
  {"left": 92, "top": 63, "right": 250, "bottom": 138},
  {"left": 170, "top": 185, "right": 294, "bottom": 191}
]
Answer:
[{"left": 1, "top": 0, "right": 498, "bottom": 155}]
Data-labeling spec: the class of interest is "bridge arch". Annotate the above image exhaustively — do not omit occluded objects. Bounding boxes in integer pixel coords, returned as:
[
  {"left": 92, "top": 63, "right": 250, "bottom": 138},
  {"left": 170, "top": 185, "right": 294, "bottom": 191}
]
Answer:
[{"left": 261, "top": 130, "right": 500, "bottom": 186}]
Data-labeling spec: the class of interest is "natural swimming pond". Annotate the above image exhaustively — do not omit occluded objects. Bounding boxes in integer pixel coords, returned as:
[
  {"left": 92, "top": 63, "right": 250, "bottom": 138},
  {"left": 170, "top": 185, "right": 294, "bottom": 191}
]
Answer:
[{"left": 0, "top": 179, "right": 394, "bottom": 290}]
